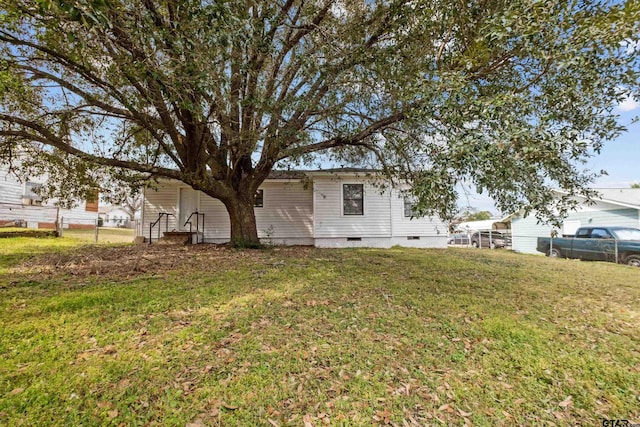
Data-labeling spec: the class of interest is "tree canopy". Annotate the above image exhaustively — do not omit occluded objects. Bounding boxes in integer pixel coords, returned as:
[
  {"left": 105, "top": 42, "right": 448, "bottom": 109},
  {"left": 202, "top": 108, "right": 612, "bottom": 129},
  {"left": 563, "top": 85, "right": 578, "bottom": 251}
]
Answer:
[{"left": 1, "top": 0, "right": 639, "bottom": 243}]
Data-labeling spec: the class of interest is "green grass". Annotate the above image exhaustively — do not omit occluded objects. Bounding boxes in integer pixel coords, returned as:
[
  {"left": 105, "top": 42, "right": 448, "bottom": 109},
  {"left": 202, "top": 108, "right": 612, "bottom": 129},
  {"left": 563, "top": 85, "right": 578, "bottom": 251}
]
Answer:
[
  {"left": 0, "top": 240, "right": 639, "bottom": 426},
  {"left": 62, "top": 227, "right": 134, "bottom": 243}
]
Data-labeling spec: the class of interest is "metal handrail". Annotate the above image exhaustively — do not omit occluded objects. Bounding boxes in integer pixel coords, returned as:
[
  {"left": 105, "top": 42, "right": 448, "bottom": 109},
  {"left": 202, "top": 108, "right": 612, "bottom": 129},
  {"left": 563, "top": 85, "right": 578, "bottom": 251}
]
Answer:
[
  {"left": 183, "top": 211, "right": 205, "bottom": 244},
  {"left": 149, "top": 212, "right": 175, "bottom": 244}
]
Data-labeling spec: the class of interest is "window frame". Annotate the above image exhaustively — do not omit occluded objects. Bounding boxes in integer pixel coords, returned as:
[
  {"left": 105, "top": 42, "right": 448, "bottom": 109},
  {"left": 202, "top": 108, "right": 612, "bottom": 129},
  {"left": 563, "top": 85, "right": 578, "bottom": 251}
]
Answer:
[
  {"left": 23, "top": 181, "right": 43, "bottom": 205},
  {"left": 403, "top": 197, "right": 417, "bottom": 218},
  {"left": 254, "top": 189, "right": 264, "bottom": 208},
  {"left": 342, "top": 183, "right": 364, "bottom": 216}
]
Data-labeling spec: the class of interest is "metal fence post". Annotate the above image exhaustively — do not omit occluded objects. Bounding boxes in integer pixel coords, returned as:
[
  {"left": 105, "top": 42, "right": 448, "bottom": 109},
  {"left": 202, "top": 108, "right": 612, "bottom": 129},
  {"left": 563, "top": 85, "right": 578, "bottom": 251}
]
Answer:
[
  {"left": 95, "top": 219, "right": 99, "bottom": 243},
  {"left": 614, "top": 239, "right": 618, "bottom": 263},
  {"left": 59, "top": 217, "right": 64, "bottom": 237}
]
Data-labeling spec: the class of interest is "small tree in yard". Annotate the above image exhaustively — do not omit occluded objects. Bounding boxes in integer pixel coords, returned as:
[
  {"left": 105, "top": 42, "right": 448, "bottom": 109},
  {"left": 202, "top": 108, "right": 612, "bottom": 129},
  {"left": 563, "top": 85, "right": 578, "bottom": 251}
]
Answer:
[{"left": 1, "top": 1, "right": 639, "bottom": 245}]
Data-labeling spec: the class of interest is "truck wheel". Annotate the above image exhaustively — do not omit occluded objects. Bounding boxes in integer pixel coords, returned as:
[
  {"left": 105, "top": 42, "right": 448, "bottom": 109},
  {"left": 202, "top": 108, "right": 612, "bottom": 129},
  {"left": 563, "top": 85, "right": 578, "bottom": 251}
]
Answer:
[
  {"left": 625, "top": 255, "right": 640, "bottom": 267},
  {"left": 548, "top": 248, "right": 562, "bottom": 258}
]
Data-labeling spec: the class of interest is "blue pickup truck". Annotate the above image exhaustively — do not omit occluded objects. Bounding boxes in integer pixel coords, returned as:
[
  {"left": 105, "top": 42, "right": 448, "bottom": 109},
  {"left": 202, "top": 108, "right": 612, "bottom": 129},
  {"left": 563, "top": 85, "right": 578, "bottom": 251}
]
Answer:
[{"left": 536, "top": 226, "right": 640, "bottom": 267}]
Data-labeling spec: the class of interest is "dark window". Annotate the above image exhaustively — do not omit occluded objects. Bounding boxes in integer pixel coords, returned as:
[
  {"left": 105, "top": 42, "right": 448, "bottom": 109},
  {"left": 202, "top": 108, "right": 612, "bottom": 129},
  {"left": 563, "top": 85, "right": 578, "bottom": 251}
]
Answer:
[
  {"left": 346, "top": 237, "right": 362, "bottom": 241},
  {"left": 590, "top": 228, "right": 612, "bottom": 239},
  {"left": 407, "top": 236, "right": 420, "bottom": 240},
  {"left": 343, "top": 184, "right": 363, "bottom": 215},
  {"left": 576, "top": 228, "right": 591, "bottom": 238},
  {"left": 254, "top": 189, "right": 264, "bottom": 207},
  {"left": 404, "top": 198, "right": 416, "bottom": 217}
]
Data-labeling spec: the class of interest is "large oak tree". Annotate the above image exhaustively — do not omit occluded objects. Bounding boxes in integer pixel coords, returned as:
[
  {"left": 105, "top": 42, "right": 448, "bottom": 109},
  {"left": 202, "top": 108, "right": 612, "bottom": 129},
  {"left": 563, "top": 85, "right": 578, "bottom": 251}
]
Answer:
[{"left": 1, "top": 0, "right": 638, "bottom": 244}]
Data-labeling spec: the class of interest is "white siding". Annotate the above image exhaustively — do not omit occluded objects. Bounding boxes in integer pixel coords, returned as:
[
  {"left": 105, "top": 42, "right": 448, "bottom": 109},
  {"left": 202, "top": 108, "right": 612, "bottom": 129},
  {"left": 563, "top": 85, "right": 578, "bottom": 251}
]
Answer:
[
  {"left": 511, "top": 215, "right": 553, "bottom": 254},
  {"left": 390, "top": 189, "right": 448, "bottom": 238},
  {"left": 0, "top": 164, "right": 24, "bottom": 204},
  {"left": 0, "top": 203, "right": 58, "bottom": 226},
  {"left": 1, "top": 163, "right": 98, "bottom": 228},
  {"left": 313, "top": 177, "right": 391, "bottom": 238},
  {"left": 142, "top": 184, "right": 178, "bottom": 240},
  {"left": 255, "top": 181, "right": 313, "bottom": 242},
  {"left": 199, "top": 194, "right": 230, "bottom": 241},
  {"left": 140, "top": 176, "right": 447, "bottom": 248},
  {"left": 141, "top": 180, "right": 313, "bottom": 245}
]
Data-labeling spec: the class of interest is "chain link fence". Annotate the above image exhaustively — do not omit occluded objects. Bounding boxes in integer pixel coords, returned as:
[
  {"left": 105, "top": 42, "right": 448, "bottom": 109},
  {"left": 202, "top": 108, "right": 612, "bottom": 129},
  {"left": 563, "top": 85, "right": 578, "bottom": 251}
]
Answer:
[
  {"left": 59, "top": 216, "right": 135, "bottom": 243},
  {"left": 448, "top": 230, "right": 637, "bottom": 265}
]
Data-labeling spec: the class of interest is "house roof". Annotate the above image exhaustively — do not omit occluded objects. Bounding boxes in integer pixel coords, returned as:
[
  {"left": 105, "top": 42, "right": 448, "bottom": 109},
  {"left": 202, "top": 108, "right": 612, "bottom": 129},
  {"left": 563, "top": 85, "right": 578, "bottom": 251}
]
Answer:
[
  {"left": 98, "top": 205, "right": 129, "bottom": 214},
  {"left": 592, "top": 188, "right": 640, "bottom": 208},
  {"left": 266, "top": 170, "right": 308, "bottom": 179},
  {"left": 267, "top": 168, "right": 379, "bottom": 179},
  {"left": 554, "top": 188, "right": 640, "bottom": 210}
]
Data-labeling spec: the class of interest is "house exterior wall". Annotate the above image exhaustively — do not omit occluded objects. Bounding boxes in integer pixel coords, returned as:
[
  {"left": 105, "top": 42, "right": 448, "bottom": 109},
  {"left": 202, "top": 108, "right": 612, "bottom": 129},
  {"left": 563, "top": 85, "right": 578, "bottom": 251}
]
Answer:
[
  {"left": 312, "top": 176, "right": 447, "bottom": 248},
  {"left": 142, "top": 184, "right": 179, "bottom": 241},
  {"left": 511, "top": 201, "right": 640, "bottom": 254},
  {"left": 140, "top": 176, "right": 448, "bottom": 248},
  {"left": 313, "top": 177, "right": 391, "bottom": 238},
  {"left": 0, "top": 163, "right": 98, "bottom": 229},
  {"left": 389, "top": 189, "right": 448, "bottom": 243},
  {"left": 141, "top": 180, "right": 314, "bottom": 245},
  {"left": 99, "top": 207, "right": 132, "bottom": 228}
]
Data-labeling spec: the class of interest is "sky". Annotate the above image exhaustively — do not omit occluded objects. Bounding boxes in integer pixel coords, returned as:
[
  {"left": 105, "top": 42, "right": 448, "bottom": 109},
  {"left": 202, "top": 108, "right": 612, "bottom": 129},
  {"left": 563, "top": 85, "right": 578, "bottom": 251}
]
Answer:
[{"left": 460, "top": 102, "right": 640, "bottom": 216}]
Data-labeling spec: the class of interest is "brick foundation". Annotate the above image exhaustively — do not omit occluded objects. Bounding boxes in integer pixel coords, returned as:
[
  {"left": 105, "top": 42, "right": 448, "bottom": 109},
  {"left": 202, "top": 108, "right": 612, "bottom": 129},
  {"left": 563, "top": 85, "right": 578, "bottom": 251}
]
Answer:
[
  {"left": 38, "top": 222, "right": 57, "bottom": 229},
  {"left": 68, "top": 223, "right": 96, "bottom": 230}
]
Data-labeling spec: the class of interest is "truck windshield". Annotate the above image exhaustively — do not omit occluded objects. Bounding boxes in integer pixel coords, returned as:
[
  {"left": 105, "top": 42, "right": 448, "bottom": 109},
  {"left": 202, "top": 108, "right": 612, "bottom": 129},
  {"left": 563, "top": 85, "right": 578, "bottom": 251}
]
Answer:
[{"left": 611, "top": 228, "right": 640, "bottom": 241}]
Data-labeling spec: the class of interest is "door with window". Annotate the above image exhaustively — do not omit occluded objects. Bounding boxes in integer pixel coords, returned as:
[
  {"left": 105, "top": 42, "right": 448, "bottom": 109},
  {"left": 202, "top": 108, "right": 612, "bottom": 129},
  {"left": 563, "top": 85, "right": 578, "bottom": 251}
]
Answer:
[{"left": 179, "top": 188, "right": 198, "bottom": 231}]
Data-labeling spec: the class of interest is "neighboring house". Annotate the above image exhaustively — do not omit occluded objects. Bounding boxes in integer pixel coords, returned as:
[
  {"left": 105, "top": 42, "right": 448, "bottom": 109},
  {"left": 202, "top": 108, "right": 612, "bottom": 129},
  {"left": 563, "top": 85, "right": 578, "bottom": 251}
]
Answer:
[
  {"left": 98, "top": 205, "right": 135, "bottom": 228},
  {"left": 0, "top": 163, "right": 99, "bottom": 229},
  {"left": 138, "top": 169, "right": 448, "bottom": 248},
  {"left": 455, "top": 218, "right": 511, "bottom": 233},
  {"left": 510, "top": 189, "right": 640, "bottom": 254}
]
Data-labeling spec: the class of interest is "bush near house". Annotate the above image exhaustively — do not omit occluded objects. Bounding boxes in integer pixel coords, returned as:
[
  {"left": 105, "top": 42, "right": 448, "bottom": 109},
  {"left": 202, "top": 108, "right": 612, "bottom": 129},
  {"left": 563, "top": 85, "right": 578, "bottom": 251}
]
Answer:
[{"left": 0, "top": 240, "right": 638, "bottom": 426}]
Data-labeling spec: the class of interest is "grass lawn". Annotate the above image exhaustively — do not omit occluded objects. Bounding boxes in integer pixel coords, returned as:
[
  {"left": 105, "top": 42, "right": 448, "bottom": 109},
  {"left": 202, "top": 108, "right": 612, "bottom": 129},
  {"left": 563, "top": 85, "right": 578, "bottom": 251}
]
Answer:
[
  {"left": 62, "top": 227, "right": 135, "bottom": 243},
  {"left": 0, "top": 240, "right": 638, "bottom": 426}
]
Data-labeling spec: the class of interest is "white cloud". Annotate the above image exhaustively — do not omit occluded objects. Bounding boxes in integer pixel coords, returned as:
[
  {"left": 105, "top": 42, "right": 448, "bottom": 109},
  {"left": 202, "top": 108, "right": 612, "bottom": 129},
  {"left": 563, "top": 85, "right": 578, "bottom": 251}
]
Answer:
[{"left": 617, "top": 94, "right": 639, "bottom": 112}]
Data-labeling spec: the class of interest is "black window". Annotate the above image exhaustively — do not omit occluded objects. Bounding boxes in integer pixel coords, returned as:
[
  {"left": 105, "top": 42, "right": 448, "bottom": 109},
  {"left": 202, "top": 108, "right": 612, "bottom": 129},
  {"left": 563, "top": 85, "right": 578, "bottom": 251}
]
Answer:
[
  {"left": 254, "top": 189, "right": 264, "bottom": 207},
  {"left": 343, "top": 184, "right": 364, "bottom": 215},
  {"left": 404, "top": 198, "right": 416, "bottom": 217}
]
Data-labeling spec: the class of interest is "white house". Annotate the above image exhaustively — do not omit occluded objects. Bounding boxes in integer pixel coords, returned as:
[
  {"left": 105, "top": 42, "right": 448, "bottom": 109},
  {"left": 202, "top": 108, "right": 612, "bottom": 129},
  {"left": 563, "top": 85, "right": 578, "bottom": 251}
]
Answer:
[
  {"left": 510, "top": 188, "right": 640, "bottom": 254},
  {"left": 98, "top": 205, "right": 135, "bottom": 228},
  {"left": 0, "top": 162, "right": 99, "bottom": 229},
  {"left": 138, "top": 169, "right": 448, "bottom": 248}
]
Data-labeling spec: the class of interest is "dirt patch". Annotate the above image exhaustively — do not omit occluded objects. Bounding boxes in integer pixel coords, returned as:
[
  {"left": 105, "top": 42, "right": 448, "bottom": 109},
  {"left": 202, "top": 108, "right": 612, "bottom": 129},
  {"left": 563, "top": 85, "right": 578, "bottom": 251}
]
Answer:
[{"left": 13, "top": 244, "right": 317, "bottom": 280}]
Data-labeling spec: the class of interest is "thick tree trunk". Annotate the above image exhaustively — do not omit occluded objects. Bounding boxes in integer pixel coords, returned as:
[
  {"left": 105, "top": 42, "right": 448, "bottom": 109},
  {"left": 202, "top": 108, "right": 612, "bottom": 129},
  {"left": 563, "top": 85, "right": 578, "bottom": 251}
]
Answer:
[{"left": 223, "top": 194, "right": 260, "bottom": 247}]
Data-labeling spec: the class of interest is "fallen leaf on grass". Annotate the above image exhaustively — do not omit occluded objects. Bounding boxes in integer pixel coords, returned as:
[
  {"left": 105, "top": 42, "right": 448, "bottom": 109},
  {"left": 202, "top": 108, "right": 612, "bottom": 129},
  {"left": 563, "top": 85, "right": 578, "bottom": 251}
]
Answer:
[
  {"left": 438, "top": 403, "right": 453, "bottom": 413},
  {"left": 10, "top": 388, "right": 24, "bottom": 395},
  {"left": 268, "top": 418, "right": 280, "bottom": 427},
  {"left": 457, "top": 409, "right": 472, "bottom": 417},
  {"left": 303, "top": 413, "right": 314, "bottom": 427},
  {"left": 558, "top": 396, "right": 573, "bottom": 408},
  {"left": 107, "top": 409, "right": 118, "bottom": 418},
  {"left": 222, "top": 402, "right": 238, "bottom": 410}
]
